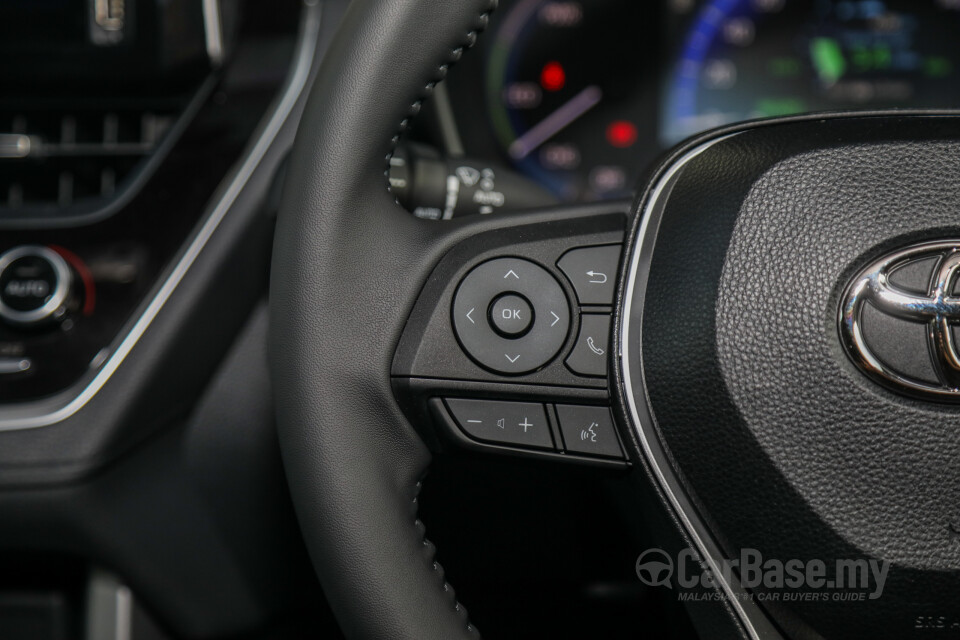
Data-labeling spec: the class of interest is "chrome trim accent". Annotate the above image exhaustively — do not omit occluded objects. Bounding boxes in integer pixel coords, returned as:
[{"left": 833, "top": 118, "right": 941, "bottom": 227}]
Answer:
[
  {"left": 84, "top": 569, "right": 133, "bottom": 640},
  {"left": 840, "top": 240, "right": 960, "bottom": 399},
  {"left": 619, "top": 135, "right": 777, "bottom": 640},
  {"left": 0, "top": 358, "right": 31, "bottom": 374},
  {"left": 203, "top": 0, "right": 225, "bottom": 66},
  {"left": 0, "top": 134, "right": 31, "bottom": 158},
  {"left": 0, "top": 245, "right": 72, "bottom": 326},
  {"left": 0, "top": 5, "right": 321, "bottom": 431}
]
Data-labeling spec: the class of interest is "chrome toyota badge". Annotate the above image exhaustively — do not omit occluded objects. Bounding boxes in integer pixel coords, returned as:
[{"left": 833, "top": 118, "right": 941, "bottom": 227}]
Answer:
[{"left": 841, "top": 242, "right": 960, "bottom": 400}]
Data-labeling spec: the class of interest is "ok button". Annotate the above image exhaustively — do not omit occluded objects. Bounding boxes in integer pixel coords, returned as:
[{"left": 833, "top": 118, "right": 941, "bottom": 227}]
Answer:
[{"left": 489, "top": 293, "right": 534, "bottom": 338}]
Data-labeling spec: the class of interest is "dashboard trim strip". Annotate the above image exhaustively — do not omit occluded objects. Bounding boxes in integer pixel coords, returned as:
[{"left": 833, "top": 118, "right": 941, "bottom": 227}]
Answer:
[
  {"left": 203, "top": 0, "right": 226, "bottom": 66},
  {"left": 0, "top": 4, "right": 321, "bottom": 431}
]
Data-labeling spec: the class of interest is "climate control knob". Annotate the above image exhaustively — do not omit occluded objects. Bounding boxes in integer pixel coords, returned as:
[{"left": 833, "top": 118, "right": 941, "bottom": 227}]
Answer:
[{"left": 0, "top": 245, "right": 72, "bottom": 326}]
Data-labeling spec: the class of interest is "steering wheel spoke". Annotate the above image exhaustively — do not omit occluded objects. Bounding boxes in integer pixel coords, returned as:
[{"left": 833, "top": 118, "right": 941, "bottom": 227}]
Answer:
[{"left": 391, "top": 200, "right": 633, "bottom": 469}]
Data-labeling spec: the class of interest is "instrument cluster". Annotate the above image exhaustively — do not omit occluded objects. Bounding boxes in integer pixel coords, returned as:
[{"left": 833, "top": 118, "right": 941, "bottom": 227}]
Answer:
[{"left": 447, "top": 0, "right": 960, "bottom": 201}]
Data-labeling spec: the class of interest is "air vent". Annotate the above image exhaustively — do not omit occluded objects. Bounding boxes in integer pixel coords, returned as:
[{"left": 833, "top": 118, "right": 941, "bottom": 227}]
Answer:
[{"left": 0, "top": 107, "right": 178, "bottom": 222}]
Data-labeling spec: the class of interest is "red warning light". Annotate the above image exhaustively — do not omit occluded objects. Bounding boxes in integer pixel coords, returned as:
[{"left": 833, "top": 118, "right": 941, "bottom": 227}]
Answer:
[
  {"left": 540, "top": 61, "right": 566, "bottom": 92},
  {"left": 606, "top": 120, "right": 638, "bottom": 148}
]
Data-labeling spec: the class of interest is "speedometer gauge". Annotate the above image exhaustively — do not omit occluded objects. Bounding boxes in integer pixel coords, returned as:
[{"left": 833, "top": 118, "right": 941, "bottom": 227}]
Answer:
[
  {"left": 486, "top": 0, "right": 657, "bottom": 201},
  {"left": 664, "top": 0, "right": 960, "bottom": 144}
]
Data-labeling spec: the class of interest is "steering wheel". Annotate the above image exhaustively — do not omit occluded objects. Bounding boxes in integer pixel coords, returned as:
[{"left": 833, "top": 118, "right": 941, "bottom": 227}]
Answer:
[{"left": 270, "top": 0, "right": 960, "bottom": 638}]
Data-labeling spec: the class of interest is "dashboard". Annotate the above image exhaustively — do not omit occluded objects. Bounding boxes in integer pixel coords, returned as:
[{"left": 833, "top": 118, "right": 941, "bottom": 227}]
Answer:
[
  {"left": 0, "top": 1, "right": 953, "bottom": 639},
  {"left": 0, "top": 1, "right": 303, "bottom": 411},
  {"left": 0, "top": 2, "right": 337, "bottom": 639},
  {"left": 446, "top": 0, "right": 960, "bottom": 202}
]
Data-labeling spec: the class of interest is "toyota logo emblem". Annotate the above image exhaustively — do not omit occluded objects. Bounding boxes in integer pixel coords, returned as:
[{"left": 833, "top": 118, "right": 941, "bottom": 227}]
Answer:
[{"left": 841, "top": 241, "right": 960, "bottom": 400}]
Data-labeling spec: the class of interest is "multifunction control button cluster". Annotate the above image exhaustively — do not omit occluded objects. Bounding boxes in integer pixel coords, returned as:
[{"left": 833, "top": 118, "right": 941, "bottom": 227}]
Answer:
[
  {"left": 398, "top": 230, "right": 628, "bottom": 469},
  {"left": 445, "top": 398, "right": 624, "bottom": 460},
  {"left": 452, "top": 258, "right": 570, "bottom": 375},
  {"left": 450, "top": 246, "right": 622, "bottom": 379}
]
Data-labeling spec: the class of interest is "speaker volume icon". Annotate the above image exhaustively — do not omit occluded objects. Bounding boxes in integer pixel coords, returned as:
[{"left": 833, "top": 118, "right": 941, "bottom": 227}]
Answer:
[
  {"left": 580, "top": 422, "right": 598, "bottom": 443},
  {"left": 497, "top": 418, "right": 505, "bottom": 429}
]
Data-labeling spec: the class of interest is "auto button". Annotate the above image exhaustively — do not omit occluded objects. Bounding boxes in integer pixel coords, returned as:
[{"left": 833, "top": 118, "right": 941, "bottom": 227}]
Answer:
[{"left": 0, "top": 245, "right": 72, "bottom": 326}]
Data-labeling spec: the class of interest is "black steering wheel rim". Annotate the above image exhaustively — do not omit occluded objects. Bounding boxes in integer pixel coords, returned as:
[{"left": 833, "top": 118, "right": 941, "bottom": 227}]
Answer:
[{"left": 270, "top": 2, "right": 500, "bottom": 638}]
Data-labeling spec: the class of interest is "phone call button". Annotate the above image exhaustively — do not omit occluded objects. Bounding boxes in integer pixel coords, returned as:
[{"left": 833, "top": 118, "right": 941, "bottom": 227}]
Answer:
[{"left": 565, "top": 313, "right": 611, "bottom": 378}]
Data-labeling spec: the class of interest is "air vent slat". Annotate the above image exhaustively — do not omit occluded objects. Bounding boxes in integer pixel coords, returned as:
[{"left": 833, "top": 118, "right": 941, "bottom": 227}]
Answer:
[{"left": 0, "top": 106, "right": 175, "bottom": 217}]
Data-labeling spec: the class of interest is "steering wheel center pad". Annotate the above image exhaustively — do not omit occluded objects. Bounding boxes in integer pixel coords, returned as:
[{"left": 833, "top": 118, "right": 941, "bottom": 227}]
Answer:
[{"left": 621, "top": 116, "right": 960, "bottom": 638}]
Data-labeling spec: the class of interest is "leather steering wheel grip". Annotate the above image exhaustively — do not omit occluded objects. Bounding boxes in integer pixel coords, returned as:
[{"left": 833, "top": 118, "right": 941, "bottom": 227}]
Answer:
[{"left": 270, "top": 0, "right": 496, "bottom": 638}]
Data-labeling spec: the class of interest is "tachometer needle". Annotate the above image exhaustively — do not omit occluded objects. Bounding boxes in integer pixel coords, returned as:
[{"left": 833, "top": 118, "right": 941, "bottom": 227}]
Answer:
[{"left": 508, "top": 85, "right": 603, "bottom": 160}]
